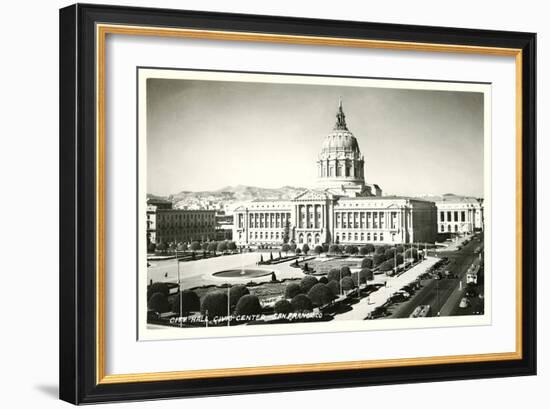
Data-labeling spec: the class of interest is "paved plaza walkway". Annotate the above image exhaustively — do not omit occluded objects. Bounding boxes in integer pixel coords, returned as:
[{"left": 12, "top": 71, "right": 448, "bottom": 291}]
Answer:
[{"left": 147, "top": 251, "right": 306, "bottom": 290}]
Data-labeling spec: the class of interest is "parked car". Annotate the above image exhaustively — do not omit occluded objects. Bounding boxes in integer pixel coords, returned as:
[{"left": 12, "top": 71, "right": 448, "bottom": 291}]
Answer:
[
  {"left": 366, "top": 306, "right": 388, "bottom": 320},
  {"left": 390, "top": 293, "right": 408, "bottom": 303},
  {"left": 396, "top": 290, "right": 411, "bottom": 298}
]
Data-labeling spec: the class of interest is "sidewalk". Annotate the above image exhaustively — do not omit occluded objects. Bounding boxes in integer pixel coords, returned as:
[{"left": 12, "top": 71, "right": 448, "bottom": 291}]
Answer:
[{"left": 333, "top": 256, "right": 440, "bottom": 321}]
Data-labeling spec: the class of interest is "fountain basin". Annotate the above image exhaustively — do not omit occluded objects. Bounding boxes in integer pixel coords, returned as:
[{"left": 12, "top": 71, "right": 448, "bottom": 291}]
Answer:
[{"left": 213, "top": 268, "right": 273, "bottom": 278}]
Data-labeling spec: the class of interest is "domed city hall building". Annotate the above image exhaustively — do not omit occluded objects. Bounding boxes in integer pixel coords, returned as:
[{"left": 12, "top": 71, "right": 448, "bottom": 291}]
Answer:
[{"left": 233, "top": 101, "right": 481, "bottom": 248}]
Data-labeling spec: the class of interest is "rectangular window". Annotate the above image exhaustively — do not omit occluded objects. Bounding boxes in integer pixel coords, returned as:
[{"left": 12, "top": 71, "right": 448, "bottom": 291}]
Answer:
[
  {"left": 461, "top": 211, "right": 466, "bottom": 222},
  {"left": 454, "top": 211, "right": 458, "bottom": 222},
  {"left": 447, "top": 211, "right": 452, "bottom": 221},
  {"left": 440, "top": 212, "right": 445, "bottom": 222},
  {"left": 373, "top": 233, "right": 377, "bottom": 241}
]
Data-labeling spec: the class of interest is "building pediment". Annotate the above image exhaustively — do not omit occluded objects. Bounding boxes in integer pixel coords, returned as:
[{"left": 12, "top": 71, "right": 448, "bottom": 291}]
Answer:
[{"left": 293, "top": 189, "right": 331, "bottom": 202}]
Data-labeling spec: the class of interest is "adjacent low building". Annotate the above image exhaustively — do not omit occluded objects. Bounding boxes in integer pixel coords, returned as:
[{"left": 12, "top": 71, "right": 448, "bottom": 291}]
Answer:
[
  {"left": 147, "top": 199, "right": 216, "bottom": 244},
  {"left": 428, "top": 195, "right": 484, "bottom": 236}
]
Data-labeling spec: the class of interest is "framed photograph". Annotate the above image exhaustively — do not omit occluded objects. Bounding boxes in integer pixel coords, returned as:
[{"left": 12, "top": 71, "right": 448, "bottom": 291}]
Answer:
[{"left": 59, "top": 3, "right": 537, "bottom": 404}]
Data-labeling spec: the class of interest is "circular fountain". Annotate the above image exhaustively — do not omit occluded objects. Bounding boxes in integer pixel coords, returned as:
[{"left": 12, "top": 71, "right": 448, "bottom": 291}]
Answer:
[{"left": 212, "top": 268, "right": 273, "bottom": 279}]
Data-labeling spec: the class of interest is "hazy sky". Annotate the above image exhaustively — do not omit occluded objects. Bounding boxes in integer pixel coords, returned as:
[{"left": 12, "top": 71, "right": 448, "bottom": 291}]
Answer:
[{"left": 146, "top": 76, "right": 484, "bottom": 197}]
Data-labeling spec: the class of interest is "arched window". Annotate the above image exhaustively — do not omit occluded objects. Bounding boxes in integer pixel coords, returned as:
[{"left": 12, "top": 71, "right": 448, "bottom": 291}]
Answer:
[
  {"left": 315, "top": 233, "right": 320, "bottom": 244},
  {"left": 299, "top": 233, "right": 304, "bottom": 244}
]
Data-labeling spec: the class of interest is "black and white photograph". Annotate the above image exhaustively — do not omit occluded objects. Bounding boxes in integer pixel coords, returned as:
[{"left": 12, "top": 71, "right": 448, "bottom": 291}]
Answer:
[{"left": 139, "top": 68, "right": 491, "bottom": 340}]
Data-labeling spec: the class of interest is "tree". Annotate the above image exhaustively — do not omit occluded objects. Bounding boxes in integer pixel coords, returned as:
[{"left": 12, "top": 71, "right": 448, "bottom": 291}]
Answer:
[
  {"left": 384, "top": 248, "right": 396, "bottom": 258},
  {"left": 314, "top": 245, "right": 323, "bottom": 256},
  {"left": 147, "top": 242, "right": 156, "bottom": 253},
  {"left": 302, "top": 243, "right": 310, "bottom": 255},
  {"left": 322, "top": 243, "right": 330, "bottom": 253},
  {"left": 176, "top": 242, "right": 187, "bottom": 252},
  {"left": 361, "top": 257, "right": 373, "bottom": 269},
  {"left": 394, "top": 245, "right": 405, "bottom": 254},
  {"left": 229, "top": 285, "right": 250, "bottom": 308},
  {"left": 404, "top": 248, "right": 419, "bottom": 261},
  {"left": 300, "top": 275, "right": 318, "bottom": 293},
  {"left": 373, "top": 253, "right": 386, "bottom": 266},
  {"left": 340, "top": 276, "right": 356, "bottom": 292},
  {"left": 171, "top": 290, "right": 200, "bottom": 314},
  {"left": 235, "top": 295, "right": 262, "bottom": 316},
  {"left": 217, "top": 241, "right": 228, "bottom": 253},
  {"left": 319, "top": 276, "right": 329, "bottom": 284},
  {"left": 281, "top": 243, "right": 291, "bottom": 255},
  {"left": 340, "top": 266, "right": 352, "bottom": 277},
  {"left": 307, "top": 283, "right": 335, "bottom": 307},
  {"left": 327, "top": 280, "right": 340, "bottom": 297},
  {"left": 295, "top": 248, "right": 302, "bottom": 255},
  {"left": 148, "top": 292, "right": 170, "bottom": 313},
  {"left": 147, "top": 282, "right": 169, "bottom": 300},
  {"left": 283, "top": 220, "right": 290, "bottom": 243},
  {"left": 395, "top": 254, "right": 404, "bottom": 265},
  {"left": 156, "top": 242, "right": 167, "bottom": 253},
  {"left": 285, "top": 282, "right": 302, "bottom": 299},
  {"left": 346, "top": 245, "right": 359, "bottom": 255},
  {"left": 200, "top": 291, "right": 228, "bottom": 318},
  {"left": 364, "top": 244, "right": 375, "bottom": 254},
  {"left": 352, "top": 268, "right": 373, "bottom": 285},
  {"left": 375, "top": 246, "right": 387, "bottom": 255},
  {"left": 379, "top": 260, "right": 395, "bottom": 272},
  {"left": 291, "top": 294, "right": 313, "bottom": 313},
  {"left": 327, "top": 268, "right": 342, "bottom": 283},
  {"left": 329, "top": 244, "right": 341, "bottom": 254},
  {"left": 274, "top": 299, "right": 293, "bottom": 315},
  {"left": 190, "top": 241, "right": 201, "bottom": 251},
  {"left": 290, "top": 243, "right": 297, "bottom": 252},
  {"left": 207, "top": 242, "right": 218, "bottom": 253},
  {"left": 227, "top": 241, "right": 237, "bottom": 252},
  {"left": 201, "top": 242, "right": 209, "bottom": 251}
]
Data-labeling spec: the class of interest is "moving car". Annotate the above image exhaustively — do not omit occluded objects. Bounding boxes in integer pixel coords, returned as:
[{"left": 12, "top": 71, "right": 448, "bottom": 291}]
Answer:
[
  {"left": 465, "top": 287, "right": 478, "bottom": 298},
  {"left": 409, "top": 304, "right": 431, "bottom": 318}
]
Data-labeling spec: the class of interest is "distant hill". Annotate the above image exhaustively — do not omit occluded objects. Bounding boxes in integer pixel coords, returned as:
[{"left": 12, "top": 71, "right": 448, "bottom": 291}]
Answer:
[{"left": 148, "top": 185, "right": 307, "bottom": 211}]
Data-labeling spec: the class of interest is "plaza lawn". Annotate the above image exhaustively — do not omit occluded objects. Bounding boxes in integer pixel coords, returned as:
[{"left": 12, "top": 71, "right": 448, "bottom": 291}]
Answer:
[{"left": 188, "top": 279, "right": 301, "bottom": 307}]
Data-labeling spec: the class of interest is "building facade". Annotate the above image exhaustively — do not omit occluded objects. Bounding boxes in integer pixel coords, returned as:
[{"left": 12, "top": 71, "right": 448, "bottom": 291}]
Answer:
[
  {"left": 233, "top": 101, "right": 439, "bottom": 247},
  {"left": 431, "top": 195, "right": 484, "bottom": 235},
  {"left": 147, "top": 199, "right": 216, "bottom": 244}
]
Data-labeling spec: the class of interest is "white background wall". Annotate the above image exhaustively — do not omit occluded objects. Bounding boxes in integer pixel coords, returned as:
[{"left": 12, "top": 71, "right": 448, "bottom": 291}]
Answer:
[{"left": 0, "top": 0, "right": 546, "bottom": 407}]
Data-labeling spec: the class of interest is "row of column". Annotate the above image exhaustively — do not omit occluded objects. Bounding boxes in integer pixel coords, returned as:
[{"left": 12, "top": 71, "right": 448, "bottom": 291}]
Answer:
[
  {"left": 246, "top": 212, "right": 291, "bottom": 229},
  {"left": 438, "top": 209, "right": 475, "bottom": 223},
  {"left": 334, "top": 210, "right": 399, "bottom": 230},
  {"left": 296, "top": 204, "right": 325, "bottom": 229}
]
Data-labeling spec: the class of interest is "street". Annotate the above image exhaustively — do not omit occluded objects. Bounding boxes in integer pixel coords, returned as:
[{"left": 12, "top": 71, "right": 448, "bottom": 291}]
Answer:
[{"left": 391, "top": 233, "right": 484, "bottom": 318}]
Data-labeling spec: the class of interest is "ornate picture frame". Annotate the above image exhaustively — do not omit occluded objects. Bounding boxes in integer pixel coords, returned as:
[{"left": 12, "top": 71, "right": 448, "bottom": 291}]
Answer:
[{"left": 59, "top": 4, "right": 536, "bottom": 404}]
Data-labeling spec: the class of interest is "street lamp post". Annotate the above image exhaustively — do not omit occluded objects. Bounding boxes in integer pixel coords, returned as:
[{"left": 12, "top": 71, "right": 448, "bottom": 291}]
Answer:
[{"left": 177, "top": 251, "right": 182, "bottom": 327}]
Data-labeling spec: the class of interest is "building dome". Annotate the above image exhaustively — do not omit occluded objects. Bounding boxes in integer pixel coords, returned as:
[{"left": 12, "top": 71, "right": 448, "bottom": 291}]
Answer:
[
  {"left": 316, "top": 100, "right": 368, "bottom": 197},
  {"left": 321, "top": 130, "right": 360, "bottom": 154}
]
